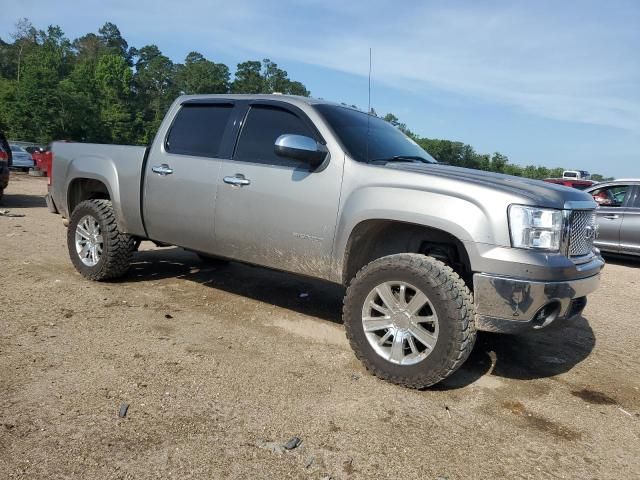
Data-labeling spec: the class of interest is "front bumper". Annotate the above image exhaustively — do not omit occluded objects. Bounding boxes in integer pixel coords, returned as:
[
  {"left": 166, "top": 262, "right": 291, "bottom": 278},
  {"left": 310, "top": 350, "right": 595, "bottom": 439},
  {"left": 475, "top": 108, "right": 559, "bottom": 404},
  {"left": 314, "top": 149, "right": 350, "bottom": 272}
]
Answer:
[{"left": 473, "top": 271, "right": 601, "bottom": 333}]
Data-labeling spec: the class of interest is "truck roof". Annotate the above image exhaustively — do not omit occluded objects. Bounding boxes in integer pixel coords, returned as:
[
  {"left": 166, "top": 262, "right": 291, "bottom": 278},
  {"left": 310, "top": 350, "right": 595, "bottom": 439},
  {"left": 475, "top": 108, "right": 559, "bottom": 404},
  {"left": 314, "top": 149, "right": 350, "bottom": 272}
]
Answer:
[{"left": 176, "top": 93, "right": 354, "bottom": 110}]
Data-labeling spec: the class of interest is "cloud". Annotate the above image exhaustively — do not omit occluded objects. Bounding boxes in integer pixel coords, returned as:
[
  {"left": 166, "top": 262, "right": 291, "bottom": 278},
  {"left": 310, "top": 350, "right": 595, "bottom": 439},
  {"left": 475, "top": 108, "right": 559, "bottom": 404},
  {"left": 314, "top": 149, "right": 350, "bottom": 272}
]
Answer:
[
  {"left": 3, "top": 0, "right": 639, "bottom": 131},
  {"left": 205, "top": 1, "right": 640, "bottom": 132}
]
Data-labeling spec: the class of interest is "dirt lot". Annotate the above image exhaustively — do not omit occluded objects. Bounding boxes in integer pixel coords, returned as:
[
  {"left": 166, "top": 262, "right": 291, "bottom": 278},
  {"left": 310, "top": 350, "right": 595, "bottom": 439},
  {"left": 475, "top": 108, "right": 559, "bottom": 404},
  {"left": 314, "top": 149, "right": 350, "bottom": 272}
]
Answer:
[{"left": 1, "top": 172, "right": 639, "bottom": 479}]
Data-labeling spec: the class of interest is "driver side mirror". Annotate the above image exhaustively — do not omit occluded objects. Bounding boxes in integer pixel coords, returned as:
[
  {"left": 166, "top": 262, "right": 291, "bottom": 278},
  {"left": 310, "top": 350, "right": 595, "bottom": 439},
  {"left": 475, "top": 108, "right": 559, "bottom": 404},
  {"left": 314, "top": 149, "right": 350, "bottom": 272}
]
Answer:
[{"left": 274, "top": 134, "right": 328, "bottom": 169}]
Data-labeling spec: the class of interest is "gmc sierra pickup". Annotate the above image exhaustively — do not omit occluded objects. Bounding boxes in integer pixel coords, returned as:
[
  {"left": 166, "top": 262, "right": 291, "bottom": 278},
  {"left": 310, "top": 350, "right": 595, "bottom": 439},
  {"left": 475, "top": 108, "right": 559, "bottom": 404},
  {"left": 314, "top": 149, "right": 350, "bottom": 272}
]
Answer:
[{"left": 47, "top": 94, "right": 604, "bottom": 388}]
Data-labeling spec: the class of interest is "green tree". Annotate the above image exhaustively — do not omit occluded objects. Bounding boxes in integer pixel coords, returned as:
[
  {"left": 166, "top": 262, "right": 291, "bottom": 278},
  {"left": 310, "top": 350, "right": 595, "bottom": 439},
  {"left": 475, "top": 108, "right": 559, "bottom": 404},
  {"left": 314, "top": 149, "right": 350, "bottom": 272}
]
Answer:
[
  {"left": 95, "top": 54, "right": 134, "bottom": 143},
  {"left": 176, "top": 51, "right": 229, "bottom": 94},
  {"left": 134, "top": 45, "right": 177, "bottom": 142},
  {"left": 490, "top": 152, "right": 508, "bottom": 173},
  {"left": 5, "top": 25, "right": 72, "bottom": 142},
  {"left": 262, "top": 59, "right": 289, "bottom": 93},
  {"left": 57, "top": 59, "right": 100, "bottom": 141},
  {"left": 231, "top": 60, "right": 263, "bottom": 93},
  {"left": 287, "top": 80, "right": 310, "bottom": 96},
  {"left": 98, "top": 22, "right": 132, "bottom": 64}
]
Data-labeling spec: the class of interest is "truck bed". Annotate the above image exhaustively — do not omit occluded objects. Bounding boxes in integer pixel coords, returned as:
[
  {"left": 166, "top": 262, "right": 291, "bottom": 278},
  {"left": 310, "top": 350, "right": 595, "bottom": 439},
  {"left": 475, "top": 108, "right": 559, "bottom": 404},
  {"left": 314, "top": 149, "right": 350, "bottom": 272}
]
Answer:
[{"left": 50, "top": 142, "right": 149, "bottom": 236}]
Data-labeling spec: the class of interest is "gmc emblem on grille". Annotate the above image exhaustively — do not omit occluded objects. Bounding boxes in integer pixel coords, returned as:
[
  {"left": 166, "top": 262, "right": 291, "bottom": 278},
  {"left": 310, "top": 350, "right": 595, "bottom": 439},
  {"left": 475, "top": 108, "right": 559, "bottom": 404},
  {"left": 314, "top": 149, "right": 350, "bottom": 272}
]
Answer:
[{"left": 584, "top": 225, "right": 596, "bottom": 241}]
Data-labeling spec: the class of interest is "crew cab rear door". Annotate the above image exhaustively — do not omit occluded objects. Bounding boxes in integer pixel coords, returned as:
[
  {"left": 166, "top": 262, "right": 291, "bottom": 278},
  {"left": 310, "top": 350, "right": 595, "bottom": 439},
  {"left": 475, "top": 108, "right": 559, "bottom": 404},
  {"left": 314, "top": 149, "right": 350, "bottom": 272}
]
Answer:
[
  {"left": 213, "top": 101, "right": 343, "bottom": 279},
  {"left": 142, "top": 100, "right": 237, "bottom": 252}
]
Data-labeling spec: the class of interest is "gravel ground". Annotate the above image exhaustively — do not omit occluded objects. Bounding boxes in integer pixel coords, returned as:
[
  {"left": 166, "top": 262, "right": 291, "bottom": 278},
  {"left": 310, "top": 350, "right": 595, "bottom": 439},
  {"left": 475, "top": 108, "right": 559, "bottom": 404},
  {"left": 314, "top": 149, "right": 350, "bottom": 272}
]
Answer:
[{"left": 1, "top": 172, "right": 639, "bottom": 479}]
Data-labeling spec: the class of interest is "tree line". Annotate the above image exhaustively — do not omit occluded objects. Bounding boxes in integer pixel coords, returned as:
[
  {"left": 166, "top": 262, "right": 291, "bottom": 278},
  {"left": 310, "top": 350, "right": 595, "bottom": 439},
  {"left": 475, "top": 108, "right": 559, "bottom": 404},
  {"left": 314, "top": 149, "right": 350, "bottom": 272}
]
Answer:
[
  {"left": 0, "top": 19, "right": 611, "bottom": 181},
  {"left": 379, "top": 113, "right": 613, "bottom": 180}
]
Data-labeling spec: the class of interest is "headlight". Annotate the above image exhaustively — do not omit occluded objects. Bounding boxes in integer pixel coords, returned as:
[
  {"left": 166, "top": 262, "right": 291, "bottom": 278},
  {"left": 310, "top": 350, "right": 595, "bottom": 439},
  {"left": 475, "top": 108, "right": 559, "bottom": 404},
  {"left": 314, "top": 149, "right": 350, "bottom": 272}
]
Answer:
[{"left": 509, "top": 205, "right": 563, "bottom": 251}]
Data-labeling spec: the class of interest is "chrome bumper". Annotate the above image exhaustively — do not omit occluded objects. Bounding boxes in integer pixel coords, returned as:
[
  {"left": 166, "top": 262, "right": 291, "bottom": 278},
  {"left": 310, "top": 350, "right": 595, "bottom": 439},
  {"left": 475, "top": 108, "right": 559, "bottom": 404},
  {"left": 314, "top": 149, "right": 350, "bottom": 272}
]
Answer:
[{"left": 473, "top": 272, "right": 601, "bottom": 333}]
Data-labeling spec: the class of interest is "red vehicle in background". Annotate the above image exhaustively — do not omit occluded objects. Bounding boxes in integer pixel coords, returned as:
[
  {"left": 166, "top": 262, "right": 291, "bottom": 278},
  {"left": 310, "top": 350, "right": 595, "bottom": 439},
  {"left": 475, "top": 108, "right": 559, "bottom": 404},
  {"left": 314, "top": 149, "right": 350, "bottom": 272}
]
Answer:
[
  {"left": 543, "top": 178, "right": 598, "bottom": 190},
  {"left": 32, "top": 141, "right": 73, "bottom": 182},
  {"left": 32, "top": 144, "right": 54, "bottom": 178}
]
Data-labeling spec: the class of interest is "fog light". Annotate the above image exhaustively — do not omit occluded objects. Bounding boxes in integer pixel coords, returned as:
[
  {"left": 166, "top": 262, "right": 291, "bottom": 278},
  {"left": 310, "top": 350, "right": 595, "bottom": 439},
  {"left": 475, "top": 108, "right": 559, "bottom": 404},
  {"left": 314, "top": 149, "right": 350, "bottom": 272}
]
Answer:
[{"left": 532, "top": 301, "right": 561, "bottom": 329}]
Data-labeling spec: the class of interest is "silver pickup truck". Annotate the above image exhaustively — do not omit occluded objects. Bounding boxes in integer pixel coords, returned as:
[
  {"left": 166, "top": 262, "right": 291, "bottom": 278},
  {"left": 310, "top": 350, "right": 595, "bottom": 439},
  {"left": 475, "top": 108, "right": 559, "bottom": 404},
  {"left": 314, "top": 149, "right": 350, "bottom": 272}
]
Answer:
[{"left": 47, "top": 94, "right": 604, "bottom": 388}]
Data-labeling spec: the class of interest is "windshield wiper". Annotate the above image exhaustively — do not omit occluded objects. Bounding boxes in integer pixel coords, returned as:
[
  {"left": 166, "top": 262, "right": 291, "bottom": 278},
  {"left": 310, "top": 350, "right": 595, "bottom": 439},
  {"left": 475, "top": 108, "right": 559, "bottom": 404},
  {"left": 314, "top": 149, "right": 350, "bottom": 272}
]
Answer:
[{"left": 370, "top": 155, "right": 434, "bottom": 164}]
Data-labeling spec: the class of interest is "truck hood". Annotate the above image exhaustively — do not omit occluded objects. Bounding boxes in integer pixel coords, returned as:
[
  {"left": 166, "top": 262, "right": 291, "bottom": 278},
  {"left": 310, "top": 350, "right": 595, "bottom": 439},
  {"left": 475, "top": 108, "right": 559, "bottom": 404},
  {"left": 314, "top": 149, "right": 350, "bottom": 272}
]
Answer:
[{"left": 384, "top": 162, "right": 597, "bottom": 210}]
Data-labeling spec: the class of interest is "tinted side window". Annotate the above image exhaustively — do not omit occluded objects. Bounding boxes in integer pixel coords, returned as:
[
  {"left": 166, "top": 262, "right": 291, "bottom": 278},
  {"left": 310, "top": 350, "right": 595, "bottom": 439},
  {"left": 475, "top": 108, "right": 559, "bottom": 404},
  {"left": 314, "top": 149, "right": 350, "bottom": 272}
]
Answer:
[
  {"left": 166, "top": 104, "right": 233, "bottom": 158},
  {"left": 590, "top": 185, "right": 630, "bottom": 207},
  {"left": 234, "top": 106, "right": 313, "bottom": 167}
]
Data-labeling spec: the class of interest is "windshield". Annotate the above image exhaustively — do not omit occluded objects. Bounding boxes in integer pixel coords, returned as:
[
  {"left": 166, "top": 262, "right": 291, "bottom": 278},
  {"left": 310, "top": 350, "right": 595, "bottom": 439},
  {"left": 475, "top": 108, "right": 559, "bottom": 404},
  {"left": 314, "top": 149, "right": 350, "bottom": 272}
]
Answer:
[
  {"left": 10, "top": 145, "right": 25, "bottom": 153},
  {"left": 314, "top": 104, "right": 436, "bottom": 164}
]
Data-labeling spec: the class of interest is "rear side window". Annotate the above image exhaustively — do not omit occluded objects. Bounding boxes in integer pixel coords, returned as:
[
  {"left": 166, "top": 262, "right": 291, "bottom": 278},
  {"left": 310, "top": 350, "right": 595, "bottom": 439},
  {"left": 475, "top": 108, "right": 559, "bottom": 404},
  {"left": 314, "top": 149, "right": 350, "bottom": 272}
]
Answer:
[
  {"left": 234, "top": 106, "right": 314, "bottom": 167},
  {"left": 630, "top": 187, "right": 640, "bottom": 208},
  {"left": 166, "top": 104, "right": 233, "bottom": 158}
]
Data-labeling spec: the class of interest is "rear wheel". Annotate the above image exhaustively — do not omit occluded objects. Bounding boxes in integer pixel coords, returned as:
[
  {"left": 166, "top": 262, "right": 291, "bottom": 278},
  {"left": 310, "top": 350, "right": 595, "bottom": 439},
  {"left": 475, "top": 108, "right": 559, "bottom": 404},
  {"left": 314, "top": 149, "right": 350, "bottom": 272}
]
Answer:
[
  {"left": 343, "top": 253, "right": 476, "bottom": 388},
  {"left": 67, "top": 199, "right": 136, "bottom": 281}
]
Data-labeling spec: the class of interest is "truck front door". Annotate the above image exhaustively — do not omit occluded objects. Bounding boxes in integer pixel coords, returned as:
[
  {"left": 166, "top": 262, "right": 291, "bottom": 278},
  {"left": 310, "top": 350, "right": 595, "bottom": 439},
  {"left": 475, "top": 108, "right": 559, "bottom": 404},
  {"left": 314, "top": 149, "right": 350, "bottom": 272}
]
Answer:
[
  {"left": 620, "top": 186, "right": 640, "bottom": 255},
  {"left": 143, "top": 100, "right": 236, "bottom": 253},
  {"left": 214, "top": 102, "right": 343, "bottom": 279}
]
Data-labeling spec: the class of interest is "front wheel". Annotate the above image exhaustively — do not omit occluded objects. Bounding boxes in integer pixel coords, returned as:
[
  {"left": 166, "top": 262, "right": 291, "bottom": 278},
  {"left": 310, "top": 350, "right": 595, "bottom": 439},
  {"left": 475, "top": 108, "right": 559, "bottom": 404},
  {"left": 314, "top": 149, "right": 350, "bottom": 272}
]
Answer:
[
  {"left": 343, "top": 253, "right": 476, "bottom": 388},
  {"left": 67, "top": 199, "right": 136, "bottom": 281}
]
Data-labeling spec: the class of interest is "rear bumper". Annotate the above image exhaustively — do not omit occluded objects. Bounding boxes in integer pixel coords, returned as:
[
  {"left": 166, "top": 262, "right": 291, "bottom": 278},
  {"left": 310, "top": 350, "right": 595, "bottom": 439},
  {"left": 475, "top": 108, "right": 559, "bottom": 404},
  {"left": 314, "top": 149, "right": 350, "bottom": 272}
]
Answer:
[
  {"left": 10, "top": 158, "right": 35, "bottom": 169},
  {"left": 473, "top": 270, "right": 601, "bottom": 333}
]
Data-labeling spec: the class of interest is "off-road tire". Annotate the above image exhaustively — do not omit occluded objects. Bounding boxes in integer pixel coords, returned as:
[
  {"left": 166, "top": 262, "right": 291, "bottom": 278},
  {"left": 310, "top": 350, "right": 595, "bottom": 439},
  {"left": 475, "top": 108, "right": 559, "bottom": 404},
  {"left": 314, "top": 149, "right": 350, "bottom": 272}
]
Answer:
[
  {"left": 343, "top": 253, "right": 476, "bottom": 388},
  {"left": 67, "top": 199, "right": 136, "bottom": 281}
]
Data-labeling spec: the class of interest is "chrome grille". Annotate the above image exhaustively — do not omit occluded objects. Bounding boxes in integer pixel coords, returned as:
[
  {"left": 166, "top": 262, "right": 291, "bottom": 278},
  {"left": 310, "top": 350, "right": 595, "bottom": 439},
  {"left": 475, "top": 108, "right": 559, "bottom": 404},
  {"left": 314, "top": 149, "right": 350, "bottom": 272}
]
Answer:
[{"left": 568, "top": 210, "right": 597, "bottom": 256}]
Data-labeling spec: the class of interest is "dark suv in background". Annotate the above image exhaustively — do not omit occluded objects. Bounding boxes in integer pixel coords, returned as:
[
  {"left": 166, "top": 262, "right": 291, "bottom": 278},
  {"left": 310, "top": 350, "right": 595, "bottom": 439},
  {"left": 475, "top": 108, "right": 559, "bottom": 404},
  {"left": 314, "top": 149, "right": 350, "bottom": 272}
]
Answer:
[{"left": 0, "top": 131, "right": 11, "bottom": 202}]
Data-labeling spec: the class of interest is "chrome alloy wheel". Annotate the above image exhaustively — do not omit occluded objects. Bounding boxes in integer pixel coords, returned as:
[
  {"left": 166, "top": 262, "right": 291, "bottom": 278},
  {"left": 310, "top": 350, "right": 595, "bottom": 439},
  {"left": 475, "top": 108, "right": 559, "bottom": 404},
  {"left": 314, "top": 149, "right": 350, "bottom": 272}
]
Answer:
[
  {"left": 361, "top": 281, "right": 439, "bottom": 366},
  {"left": 75, "top": 214, "right": 103, "bottom": 267}
]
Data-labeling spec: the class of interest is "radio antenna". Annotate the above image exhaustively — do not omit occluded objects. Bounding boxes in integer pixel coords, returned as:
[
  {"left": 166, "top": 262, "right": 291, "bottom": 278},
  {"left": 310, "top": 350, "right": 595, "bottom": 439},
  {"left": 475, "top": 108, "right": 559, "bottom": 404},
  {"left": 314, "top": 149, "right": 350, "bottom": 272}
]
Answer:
[
  {"left": 368, "top": 47, "right": 372, "bottom": 115},
  {"left": 366, "top": 47, "right": 372, "bottom": 162}
]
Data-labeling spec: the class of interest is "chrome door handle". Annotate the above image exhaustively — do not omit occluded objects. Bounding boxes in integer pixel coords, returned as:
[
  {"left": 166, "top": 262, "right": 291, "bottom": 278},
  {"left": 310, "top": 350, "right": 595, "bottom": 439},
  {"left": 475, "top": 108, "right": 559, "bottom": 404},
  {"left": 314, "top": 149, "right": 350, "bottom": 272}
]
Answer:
[
  {"left": 603, "top": 214, "right": 620, "bottom": 220},
  {"left": 223, "top": 175, "right": 251, "bottom": 186},
  {"left": 152, "top": 164, "right": 173, "bottom": 176}
]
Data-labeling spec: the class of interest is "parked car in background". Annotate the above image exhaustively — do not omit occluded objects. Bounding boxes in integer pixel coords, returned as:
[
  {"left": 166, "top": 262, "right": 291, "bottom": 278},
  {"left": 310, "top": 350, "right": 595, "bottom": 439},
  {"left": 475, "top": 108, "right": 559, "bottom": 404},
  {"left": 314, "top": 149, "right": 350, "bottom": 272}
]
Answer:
[
  {"left": 585, "top": 180, "right": 640, "bottom": 256},
  {"left": 33, "top": 142, "right": 71, "bottom": 178},
  {"left": 32, "top": 147, "right": 51, "bottom": 177},
  {"left": 24, "top": 145, "right": 45, "bottom": 156},
  {"left": 543, "top": 178, "right": 597, "bottom": 190},
  {"left": 563, "top": 170, "right": 591, "bottom": 180},
  {"left": 9, "top": 144, "right": 36, "bottom": 171}
]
